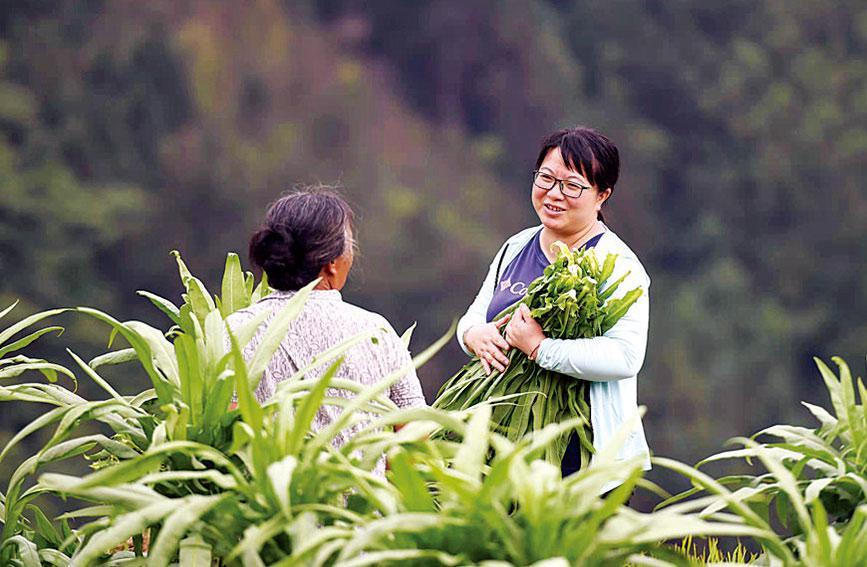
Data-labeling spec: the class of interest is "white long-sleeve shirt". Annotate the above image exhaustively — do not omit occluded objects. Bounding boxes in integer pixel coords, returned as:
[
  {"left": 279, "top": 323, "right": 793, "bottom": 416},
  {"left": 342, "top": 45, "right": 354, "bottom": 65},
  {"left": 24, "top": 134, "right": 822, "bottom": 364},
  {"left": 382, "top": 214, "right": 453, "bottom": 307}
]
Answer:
[{"left": 457, "top": 224, "right": 651, "bottom": 482}]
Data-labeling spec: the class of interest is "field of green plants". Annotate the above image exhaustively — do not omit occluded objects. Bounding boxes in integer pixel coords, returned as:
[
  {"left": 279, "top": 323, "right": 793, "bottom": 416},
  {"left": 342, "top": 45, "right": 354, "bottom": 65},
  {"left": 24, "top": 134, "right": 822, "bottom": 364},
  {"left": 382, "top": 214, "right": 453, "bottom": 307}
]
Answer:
[{"left": 1, "top": 254, "right": 865, "bottom": 566}]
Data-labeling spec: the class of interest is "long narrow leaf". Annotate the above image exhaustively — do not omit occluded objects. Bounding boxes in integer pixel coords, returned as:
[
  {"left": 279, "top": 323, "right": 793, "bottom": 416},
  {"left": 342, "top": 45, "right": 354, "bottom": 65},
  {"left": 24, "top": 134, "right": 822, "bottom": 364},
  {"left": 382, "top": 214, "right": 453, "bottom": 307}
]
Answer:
[
  {"left": 0, "top": 326, "right": 64, "bottom": 358},
  {"left": 0, "top": 308, "right": 67, "bottom": 347}
]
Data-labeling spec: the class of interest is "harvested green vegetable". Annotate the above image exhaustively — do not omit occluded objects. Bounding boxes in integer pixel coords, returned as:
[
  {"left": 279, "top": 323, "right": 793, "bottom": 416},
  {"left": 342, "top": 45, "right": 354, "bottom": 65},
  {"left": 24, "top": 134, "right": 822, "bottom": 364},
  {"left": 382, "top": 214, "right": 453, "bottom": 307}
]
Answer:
[{"left": 435, "top": 242, "right": 643, "bottom": 470}]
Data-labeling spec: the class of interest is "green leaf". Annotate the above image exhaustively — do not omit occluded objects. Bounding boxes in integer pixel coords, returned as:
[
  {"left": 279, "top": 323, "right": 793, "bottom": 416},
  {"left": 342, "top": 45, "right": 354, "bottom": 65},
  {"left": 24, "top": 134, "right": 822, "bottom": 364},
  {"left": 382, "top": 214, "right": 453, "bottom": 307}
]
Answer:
[
  {"left": 77, "top": 307, "right": 177, "bottom": 404},
  {"left": 400, "top": 322, "right": 417, "bottom": 349},
  {"left": 67, "top": 349, "right": 128, "bottom": 404},
  {"left": 147, "top": 496, "right": 227, "bottom": 566},
  {"left": 220, "top": 253, "right": 249, "bottom": 317},
  {"left": 172, "top": 251, "right": 217, "bottom": 326},
  {"left": 265, "top": 455, "right": 297, "bottom": 520},
  {"left": 56, "top": 505, "right": 114, "bottom": 520},
  {"left": 136, "top": 290, "right": 181, "bottom": 325},
  {"left": 387, "top": 450, "right": 435, "bottom": 512},
  {"left": 453, "top": 403, "right": 492, "bottom": 480},
  {"left": 0, "top": 308, "right": 67, "bottom": 349},
  {"left": 72, "top": 499, "right": 178, "bottom": 565},
  {"left": 39, "top": 475, "right": 161, "bottom": 509},
  {"left": 251, "top": 271, "right": 271, "bottom": 303},
  {"left": 0, "top": 360, "right": 75, "bottom": 382},
  {"left": 38, "top": 548, "right": 72, "bottom": 566},
  {"left": 88, "top": 347, "right": 138, "bottom": 369},
  {"left": 339, "top": 549, "right": 463, "bottom": 567},
  {"left": 247, "top": 279, "right": 316, "bottom": 388},
  {"left": 0, "top": 326, "right": 64, "bottom": 358},
  {"left": 124, "top": 321, "right": 180, "bottom": 386},
  {"left": 285, "top": 358, "right": 343, "bottom": 455},
  {"left": 601, "top": 288, "right": 643, "bottom": 333},
  {"left": 0, "top": 404, "right": 66, "bottom": 466},
  {"left": 0, "top": 300, "right": 20, "bottom": 321},
  {"left": 178, "top": 534, "right": 213, "bottom": 567},
  {"left": 336, "top": 513, "right": 463, "bottom": 562},
  {"left": 25, "top": 503, "right": 62, "bottom": 547},
  {"left": 171, "top": 249, "right": 195, "bottom": 282},
  {"left": 228, "top": 328, "right": 263, "bottom": 433},
  {"left": 2, "top": 535, "right": 41, "bottom": 567}
]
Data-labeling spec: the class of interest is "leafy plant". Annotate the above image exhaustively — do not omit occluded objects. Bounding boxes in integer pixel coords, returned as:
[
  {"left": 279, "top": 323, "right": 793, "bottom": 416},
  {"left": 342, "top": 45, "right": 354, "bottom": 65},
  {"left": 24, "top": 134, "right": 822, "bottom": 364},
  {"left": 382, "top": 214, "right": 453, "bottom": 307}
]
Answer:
[
  {"left": 656, "top": 357, "right": 867, "bottom": 565},
  {"left": 328, "top": 405, "right": 766, "bottom": 567},
  {"left": 6, "top": 248, "right": 866, "bottom": 566},
  {"left": 0, "top": 252, "right": 276, "bottom": 564},
  {"left": 0, "top": 250, "right": 455, "bottom": 565},
  {"left": 669, "top": 536, "right": 759, "bottom": 565}
]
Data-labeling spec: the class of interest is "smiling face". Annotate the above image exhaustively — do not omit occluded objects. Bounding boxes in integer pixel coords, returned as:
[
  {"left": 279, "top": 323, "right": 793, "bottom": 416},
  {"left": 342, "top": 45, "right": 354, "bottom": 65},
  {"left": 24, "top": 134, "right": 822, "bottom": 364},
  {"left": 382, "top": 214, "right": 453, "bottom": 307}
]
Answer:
[{"left": 531, "top": 147, "right": 611, "bottom": 239}]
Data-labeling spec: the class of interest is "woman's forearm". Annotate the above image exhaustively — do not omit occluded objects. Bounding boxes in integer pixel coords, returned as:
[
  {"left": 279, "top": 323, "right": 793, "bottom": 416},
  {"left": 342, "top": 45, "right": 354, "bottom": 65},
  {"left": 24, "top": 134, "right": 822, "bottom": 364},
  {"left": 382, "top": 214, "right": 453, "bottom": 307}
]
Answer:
[
  {"left": 534, "top": 293, "right": 649, "bottom": 382},
  {"left": 536, "top": 335, "right": 645, "bottom": 381}
]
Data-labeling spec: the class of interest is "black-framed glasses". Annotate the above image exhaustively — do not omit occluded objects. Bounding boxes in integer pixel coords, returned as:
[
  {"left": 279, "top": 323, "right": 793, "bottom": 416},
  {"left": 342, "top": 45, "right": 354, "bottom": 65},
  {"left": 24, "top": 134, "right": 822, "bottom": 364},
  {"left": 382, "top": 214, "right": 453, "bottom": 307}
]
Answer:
[{"left": 532, "top": 170, "right": 591, "bottom": 198}]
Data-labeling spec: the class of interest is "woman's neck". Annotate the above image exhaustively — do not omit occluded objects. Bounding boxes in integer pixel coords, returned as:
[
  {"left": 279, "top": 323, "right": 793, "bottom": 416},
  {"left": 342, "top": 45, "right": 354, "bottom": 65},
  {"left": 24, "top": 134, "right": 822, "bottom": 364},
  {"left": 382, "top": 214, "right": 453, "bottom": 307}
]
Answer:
[{"left": 539, "top": 220, "right": 603, "bottom": 261}]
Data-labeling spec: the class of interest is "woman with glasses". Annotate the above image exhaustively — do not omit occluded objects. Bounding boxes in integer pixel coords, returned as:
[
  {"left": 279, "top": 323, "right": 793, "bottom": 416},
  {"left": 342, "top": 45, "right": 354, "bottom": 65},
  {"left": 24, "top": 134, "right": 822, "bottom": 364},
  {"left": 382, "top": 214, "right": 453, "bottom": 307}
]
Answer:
[{"left": 456, "top": 127, "right": 651, "bottom": 486}]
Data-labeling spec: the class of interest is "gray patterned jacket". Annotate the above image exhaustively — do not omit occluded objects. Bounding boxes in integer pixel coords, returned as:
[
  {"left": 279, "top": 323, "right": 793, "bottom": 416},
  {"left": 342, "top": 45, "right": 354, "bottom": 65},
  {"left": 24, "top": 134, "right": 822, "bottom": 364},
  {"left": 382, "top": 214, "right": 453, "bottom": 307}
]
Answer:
[{"left": 227, "top": 289, "right": 427, "bottom": 475}]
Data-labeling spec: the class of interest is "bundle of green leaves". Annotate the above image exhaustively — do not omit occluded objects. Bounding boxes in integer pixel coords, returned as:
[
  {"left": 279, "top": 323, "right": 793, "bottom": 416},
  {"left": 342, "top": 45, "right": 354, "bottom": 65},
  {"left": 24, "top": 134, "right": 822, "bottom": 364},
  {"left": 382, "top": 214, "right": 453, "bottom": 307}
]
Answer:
[{"left": 435, "top": 242, "right": 643, "bottom": 469}]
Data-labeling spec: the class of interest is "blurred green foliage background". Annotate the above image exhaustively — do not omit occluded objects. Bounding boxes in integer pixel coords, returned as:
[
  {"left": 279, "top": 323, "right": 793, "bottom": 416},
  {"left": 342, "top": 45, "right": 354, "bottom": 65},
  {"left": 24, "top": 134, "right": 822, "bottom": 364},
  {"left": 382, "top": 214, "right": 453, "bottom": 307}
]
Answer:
[{"left": 1, "top": 0, "right": 865, "bottom": 500}]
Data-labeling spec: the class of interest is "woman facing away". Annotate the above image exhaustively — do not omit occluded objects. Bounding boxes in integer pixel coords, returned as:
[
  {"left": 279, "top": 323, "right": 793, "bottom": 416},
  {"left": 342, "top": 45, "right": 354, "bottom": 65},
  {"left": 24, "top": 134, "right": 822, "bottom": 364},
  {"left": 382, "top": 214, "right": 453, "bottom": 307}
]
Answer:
[
  {"left": 456, "top": 127, "right": 651, "bottom": 490},
  {"left": 227, "top": 187, "right": 427, "bottom": 475}
]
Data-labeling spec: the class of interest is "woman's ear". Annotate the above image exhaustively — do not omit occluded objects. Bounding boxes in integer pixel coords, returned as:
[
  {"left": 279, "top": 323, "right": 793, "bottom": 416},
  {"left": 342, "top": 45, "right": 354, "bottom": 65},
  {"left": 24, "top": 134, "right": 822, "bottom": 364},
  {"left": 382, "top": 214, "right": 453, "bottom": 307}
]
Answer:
[
  {"left": 317, "top": 260, "right": 338, "bottom": 288},
  {"left": 322, "top": 259, "right": 338, "bottom": 277},
  {"left": 597, "top": 187, "right": 613, "bottom": 209}
]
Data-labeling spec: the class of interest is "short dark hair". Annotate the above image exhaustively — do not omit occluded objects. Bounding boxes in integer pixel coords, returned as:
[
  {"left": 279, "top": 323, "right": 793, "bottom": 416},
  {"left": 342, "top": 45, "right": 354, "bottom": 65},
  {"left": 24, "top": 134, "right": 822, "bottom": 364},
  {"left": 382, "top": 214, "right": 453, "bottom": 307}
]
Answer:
[
  {"left": 535, "top": 126, "right": 620, "bottom": 220},
  {"left": 249, "top": 187, "right": 354, "bottom": 291}
]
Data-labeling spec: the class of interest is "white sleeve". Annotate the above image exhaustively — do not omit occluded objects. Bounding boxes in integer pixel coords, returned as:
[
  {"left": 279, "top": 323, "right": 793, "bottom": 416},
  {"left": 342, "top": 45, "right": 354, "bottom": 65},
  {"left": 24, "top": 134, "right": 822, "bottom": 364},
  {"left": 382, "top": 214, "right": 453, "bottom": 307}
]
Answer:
[
  {"left": 534, "top": 258, "right": 650, "bottom": 382},
  {"left": 456, "top": 242, "right": 509, "bottom": 356}
]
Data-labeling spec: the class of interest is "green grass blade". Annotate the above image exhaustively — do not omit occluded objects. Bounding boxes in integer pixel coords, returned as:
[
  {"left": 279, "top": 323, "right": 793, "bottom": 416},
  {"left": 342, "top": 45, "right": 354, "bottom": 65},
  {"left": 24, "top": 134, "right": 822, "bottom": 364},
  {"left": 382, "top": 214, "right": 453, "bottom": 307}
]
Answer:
[
  {"left": 387, "top": 449, "right": 435, "bottom": 512},
  {"left": 72, "top": 499, "right": 177, "bottom": 565},
  {"left": 0, "top": 300, "right": 19, "bottom": 321},
  {"left": 400, "top": 322, "right": 417, "bottom": 348},
  {"left": 453, "top": 404, "right": 492, "bottom": 480},
  {"left": 88, "top": 348, "right": 138, "bottom": 370},
  {"left": 0, "top": 326, "right": 64, "bottom": 358},
  {"left": 247, "top": 280, "right": 317, "bottom": 388},
  {"left": 0, "top": 308, "right": 67, "bottom": 348},
  {"left": 0, "top": 405, "right": 67, "bottom": 466},
  {"left": 67, "top": 350, "right": 127, "bottom": 404},
  {"left": 285, "top": 358, "right": 343, "bottom": 455},
  {"left": 136, "top": 290, "right": 181, "bottom": 325},
  {"left": 251, "top": 272, "right": 271, "bottom": 302}
]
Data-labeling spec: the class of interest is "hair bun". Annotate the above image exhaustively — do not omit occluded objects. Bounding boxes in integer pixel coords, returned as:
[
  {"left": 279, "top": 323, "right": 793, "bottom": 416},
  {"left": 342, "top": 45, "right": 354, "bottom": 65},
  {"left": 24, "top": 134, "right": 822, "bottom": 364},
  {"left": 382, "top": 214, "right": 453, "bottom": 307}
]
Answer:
[
  {"left": 248, "top": 188, "right": 355, "bottom": 290},
  {"left": 250, "top": 226, "right": 298, "bottom": 274}
]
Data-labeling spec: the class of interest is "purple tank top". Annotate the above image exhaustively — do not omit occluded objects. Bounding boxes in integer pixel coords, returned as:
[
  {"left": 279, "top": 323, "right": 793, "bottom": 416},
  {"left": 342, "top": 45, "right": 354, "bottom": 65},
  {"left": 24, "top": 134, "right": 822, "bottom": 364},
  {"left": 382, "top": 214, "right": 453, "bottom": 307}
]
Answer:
[{"left": 485, "top": 231, "right": 604, "bottom": 322}]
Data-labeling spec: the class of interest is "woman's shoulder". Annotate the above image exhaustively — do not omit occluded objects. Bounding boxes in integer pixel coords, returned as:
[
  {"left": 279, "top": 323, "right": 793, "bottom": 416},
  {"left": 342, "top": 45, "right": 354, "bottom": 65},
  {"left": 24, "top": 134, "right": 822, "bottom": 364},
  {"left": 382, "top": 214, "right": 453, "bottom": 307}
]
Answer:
[
  {"left": 334, "top": 300, "right": 406, "bottom": 341},
  {"left": 493, "top": 225, "right": 544, "bottom": 263},
  {"left": 338, "top": 300, "right": 391, "bottom": 327},
  {"left": 596, "top": 228, "right": 650, "bottom": 286},
  {"left": 225, "top": 300, "right": 267, "bottom": 330},
  {"left": 503, "top": 225, "right": 543, "bottom": 247}
]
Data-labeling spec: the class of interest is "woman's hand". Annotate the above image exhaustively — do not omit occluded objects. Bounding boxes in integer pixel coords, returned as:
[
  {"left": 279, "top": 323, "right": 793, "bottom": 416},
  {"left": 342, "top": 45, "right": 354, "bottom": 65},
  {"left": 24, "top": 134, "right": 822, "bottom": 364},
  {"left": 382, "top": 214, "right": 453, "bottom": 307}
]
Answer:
[
  {"left": 505, "top": 304, "right": 546, "bottom": 358},
  {"left": 464, "top": 314, "right": 512, "bottom": 375}
]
